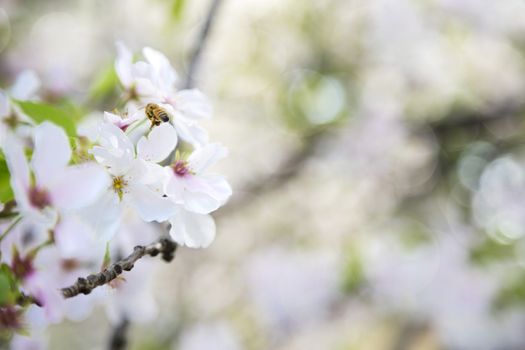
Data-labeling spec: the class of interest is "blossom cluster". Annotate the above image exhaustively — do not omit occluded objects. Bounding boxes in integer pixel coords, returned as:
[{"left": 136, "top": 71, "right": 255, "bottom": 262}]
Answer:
[{"left": 0, "top": 44, "right": 231, "bottom": 346}]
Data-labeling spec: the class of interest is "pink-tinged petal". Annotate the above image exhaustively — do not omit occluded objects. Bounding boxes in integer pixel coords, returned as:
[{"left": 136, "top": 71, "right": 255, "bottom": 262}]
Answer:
[
  {"left": 49, "top": 163, "right": 111, "bottom": 211},
  {"left": 31, "top": 122, "right": 71, "bottom": 186},
  {"left": 10, "top": 333, "right": 47, "bottom": 350},
  {"left": 169, "top": 208, "right": 215, "bottom": 248},
  {"left": 173, "top": 89, "right": 212, "bottom": 120},
  {"left": 129, "top": 184, "right": 176, "bottom": 222},
  {"left": 10, "top": 70, "right": 40, "bottom": 100},
  {"left": 188, "top": 143, "right": 228, "bottom": 174},
  {"left": 3, "top": 134, "right": 30, "bottom": 208},
  {"left": 137, "top": 123, "right": 177, "bottom": 163}
]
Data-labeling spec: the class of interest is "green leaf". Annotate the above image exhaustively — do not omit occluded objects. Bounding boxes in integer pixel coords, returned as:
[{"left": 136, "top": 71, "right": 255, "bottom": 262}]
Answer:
[
  {"left": 170, "top": 0, "right": 187, "bottom": 21},
  {"left": 494, "top": 269, "right": 525, "bottom": 311},
  {"left": 88, "top": 63, "right": 119, "bottom": 103},
  {"left": 341, "top": 250, "right": 364, "bottom": 294},
  {"left": 0, "top": 151, "right": 13, "bottom": 203},
  {"left": 470, "top": 237, "right": 515, "bottom": 266},
  {"left": 102, "top": 242, "right": 111, "bottom": 269},
  {"left": 14, "top": 100, "right": 77, "bottom": 137},
  {"left": 0, "top": 265, "right": 16, "bottom": 306}
]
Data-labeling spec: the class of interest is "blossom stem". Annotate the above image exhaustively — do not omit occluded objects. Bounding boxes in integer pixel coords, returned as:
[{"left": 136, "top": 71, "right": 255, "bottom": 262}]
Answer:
[
  {"left": 0, "top": 215, "right": 22, "bottom": 242},
  {"left": 61, "top": 237, "right": 177, "bottom": 298}
]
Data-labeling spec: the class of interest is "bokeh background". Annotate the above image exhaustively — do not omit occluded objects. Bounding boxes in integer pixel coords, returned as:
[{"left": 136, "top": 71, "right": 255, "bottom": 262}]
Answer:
[{"left": 2, "top": 0, "right": 525, "bottom": 349}]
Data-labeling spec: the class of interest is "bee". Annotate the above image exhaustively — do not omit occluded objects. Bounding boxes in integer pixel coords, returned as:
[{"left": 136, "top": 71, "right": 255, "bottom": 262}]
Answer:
[{"left": 145, "top": 103, "right": 170, "bottom": 129}]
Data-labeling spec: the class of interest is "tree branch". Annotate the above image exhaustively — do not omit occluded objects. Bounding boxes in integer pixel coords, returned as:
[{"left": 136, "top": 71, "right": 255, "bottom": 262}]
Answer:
[
  {"left": 183, "top": 0, "right": 223, "bottom": 89},
  {"left": 61, "top": 237, "right": 177, "bottom": 299},
  {"left": 108, "top": 317, "right": 130, "bottom": 350},
  {"left": 219, "top": 130, "right": 327, "bottom": 217}
]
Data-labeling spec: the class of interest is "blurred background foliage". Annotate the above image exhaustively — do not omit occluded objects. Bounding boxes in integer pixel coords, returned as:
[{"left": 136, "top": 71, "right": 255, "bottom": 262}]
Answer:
[{"left": 2, "top": 0, "right": 525, "bottom": 349}]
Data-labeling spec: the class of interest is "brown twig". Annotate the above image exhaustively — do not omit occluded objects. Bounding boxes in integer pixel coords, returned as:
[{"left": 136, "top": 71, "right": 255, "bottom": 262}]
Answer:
[
  {"left": 183, "top": 0, "right": 223, "bottom": 89},
  {"left": 108, "top": 317, "right": 130, "bottom": 350},
  {"left": 61, "top": 237, "right": 177, "bottom": 299},
  {"left": 421, "top": 99, "right": 525, "bottom": 136},
  {"left": 219, "top": 130, "right": 327, "bottom": 217}
]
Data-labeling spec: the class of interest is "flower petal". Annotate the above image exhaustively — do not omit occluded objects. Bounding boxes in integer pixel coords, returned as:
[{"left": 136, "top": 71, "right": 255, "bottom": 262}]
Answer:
[
  {"left": 10, "top": 70, "right": 40, "bottom": 100},
  {"left": 188, "top": 143, "right": 228, "bottom": 174},
  {"left": 182, "top": 175, "right": 231, "bottom": 214},
  {"left": 173, "top": 115, "right": 208, "bottom": 147},
  {"left": 31, "top": 122, "right": 71, "bottom": 186},
  {"left": 3, "top": 133, "right": 30, "bottom": 202},
  {"left": 169, "top": 207, "right": 215, "bottom": 248},
  {"left": 49, "top": 163, "right": 110, "bottom": 211},
  {"left": 91, "top": 123, "right": 134, "bottom": 175},
  {"left": 137, "top": 123, "right": 177, "bottom": 163},
  {"left": 143, "top": 46, "right": 178, "bottom": 92},
  {"left": 173, "top": 89, "right": 212, "bottom": 120},
  {"left": 115, "top": 42, "right": 134, "bottom": 88},
  {"left": 79, "top": 191, "right": 122, "bottom": 242},
  {"left": 54, "top": 215, "right": 106, "bottom": 260},
  {"left": 129, "top": 184, "right": 176, "bottom": 222}
]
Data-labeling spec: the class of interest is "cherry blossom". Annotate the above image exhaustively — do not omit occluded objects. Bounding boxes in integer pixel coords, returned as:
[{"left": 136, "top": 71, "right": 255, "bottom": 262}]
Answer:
[
  {"left": 115, "top": 43, "right": 212, "bottom": 146},
  {"left": 165, "top": 143, "right": 232, "bottom": 214},
  {"left": 89, "top": 122, "right": 177, "bottom": 238},
  {"left": 163, "top": 143, "right": 232, "bottom": 248},
  {"left": 3, "top": 122, "right": 109, "bottom": 257}
]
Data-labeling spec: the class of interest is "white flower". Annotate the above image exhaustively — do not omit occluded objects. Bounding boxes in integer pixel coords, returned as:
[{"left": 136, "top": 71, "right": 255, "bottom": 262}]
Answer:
[
  {"left": 165, "top": 143, "right": 232, "bottom": 214},
  {"left": 115, "top": 42, "right": 177, "bottom": 100},
  {"left": 3, "top": 122, "right": 109, "bottom": 256},
  {"left": 90, "top": 122, "right": 177, "bottom": 235},
  {"left": 22, "top": 245, "right": 102, "bottom": 326},
  {"left": 115, "top": 43, "right": 212, "bottom": 146},
  {"left": 164, "top": 143, "right": 232, "bottom": 248}
]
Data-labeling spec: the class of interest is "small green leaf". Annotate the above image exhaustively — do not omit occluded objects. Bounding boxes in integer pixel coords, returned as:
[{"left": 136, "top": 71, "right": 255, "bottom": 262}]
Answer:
[
  {"left": 102, "top": 242, "right": 111, "bottom": 269},
  {"left": 170, "top": 0, "right": 187, "bottom": 22},
  {"left": 470, "top": 237, "right": 515, "bottom": 266},
  {"left": 15, "top": 100, "right": 77, "bottom": 137},
  {"left": 0, "top": 151, "right": 13, "bottom": 203},
  {"left": 494, "top": 269, "right": 525, "bottom": 311},
  {"left": 88, "top": 63, "right": 119, "bottom": 103},
  {"left": 341, "top": 251, "right": 364, "bottom": 294},
  {"left": 0, "top": 265, "right": 16, "bottom": 306}
]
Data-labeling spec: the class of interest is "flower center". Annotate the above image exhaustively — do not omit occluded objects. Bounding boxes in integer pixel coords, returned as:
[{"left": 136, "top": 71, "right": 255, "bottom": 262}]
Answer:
[
  {"left": 112, "top": 176, "right": 128, "bottom": 200},
  {"left": 61, "top": 259, "right": 80, "bottom": 272},
  {"left": 28, "top": 186, "right": 51, "bottom": 209},
  {"left": 3, "top": 112, "right": 19, "bottom": 130},
  {"left": 173, "top": 160, "right": 190, "bottom": 177},
  {"left": 11, "top": 252, "right": 34, "bottom": 280},
  {"left": 0, "top": 307, "right": 23, "bottom": 331}
]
